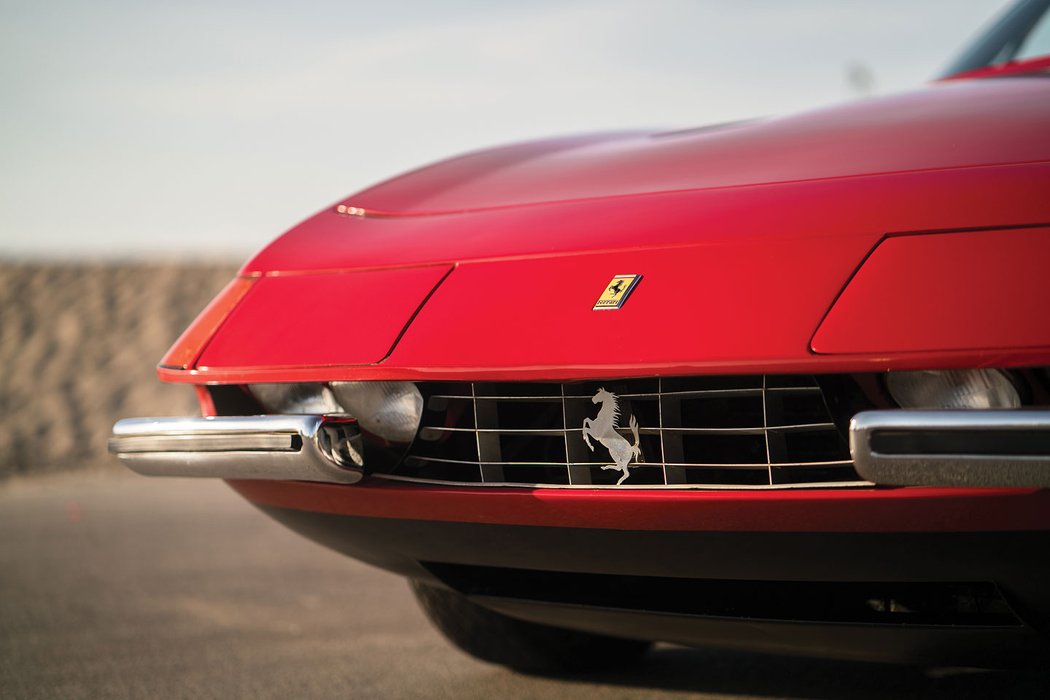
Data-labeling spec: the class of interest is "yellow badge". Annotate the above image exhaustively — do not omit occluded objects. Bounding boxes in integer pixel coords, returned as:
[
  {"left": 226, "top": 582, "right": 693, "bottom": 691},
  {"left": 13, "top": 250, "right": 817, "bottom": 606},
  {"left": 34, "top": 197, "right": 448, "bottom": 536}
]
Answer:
[{"left": 593, "top": 274, "right": 641, "bottom": 310}]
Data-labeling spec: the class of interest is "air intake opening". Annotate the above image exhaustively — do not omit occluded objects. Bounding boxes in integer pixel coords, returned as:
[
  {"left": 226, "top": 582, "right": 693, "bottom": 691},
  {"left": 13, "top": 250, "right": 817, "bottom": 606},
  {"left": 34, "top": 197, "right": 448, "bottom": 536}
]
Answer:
[{"left": 424, "top": 563, "right": 1022, "bottom": 628}]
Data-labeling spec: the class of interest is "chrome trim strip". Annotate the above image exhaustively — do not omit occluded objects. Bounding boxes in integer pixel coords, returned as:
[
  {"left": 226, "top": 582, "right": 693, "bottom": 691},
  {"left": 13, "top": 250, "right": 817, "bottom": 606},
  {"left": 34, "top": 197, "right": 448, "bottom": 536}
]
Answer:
[
  {"left": 405, "top": 454, "right": 854, "bottom": 469},
  {"left": 372, "top": 473, "right": 873, "bottom": 490},
  {"left": 762, "top": 375, "right": 773, "bottom": 486},
  {"left": 850, "top": 409, "right": 1050, "bottom": 488},
  {"left": 428, "top": 387, "right": 819, "bottom": 401},
  {"left": 111, "top": 433, "right": 297, "bottom": 453},
  {"left": 418, "top": 423, "right": 836, "bottom": 435},
  {"left": 109, "top": 415, "right": 364, "bottom": 484}
]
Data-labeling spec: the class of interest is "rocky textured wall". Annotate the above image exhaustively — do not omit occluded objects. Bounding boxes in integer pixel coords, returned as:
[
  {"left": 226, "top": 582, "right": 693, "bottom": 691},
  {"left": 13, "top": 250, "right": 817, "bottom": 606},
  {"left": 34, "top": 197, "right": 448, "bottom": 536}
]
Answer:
[{"left": 0, "top": 263, "right": 239, "bottom": 477}]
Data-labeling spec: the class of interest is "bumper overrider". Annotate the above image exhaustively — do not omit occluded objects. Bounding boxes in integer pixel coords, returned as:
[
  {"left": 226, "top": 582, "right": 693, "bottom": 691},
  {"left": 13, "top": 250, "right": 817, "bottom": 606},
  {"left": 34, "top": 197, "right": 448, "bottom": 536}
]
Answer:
[
  {"left": 110, "top": 409, "right": 1050, "bottom": 489},
  {"left": 108, "top": 415, "right": 364, "bottom": 484}
]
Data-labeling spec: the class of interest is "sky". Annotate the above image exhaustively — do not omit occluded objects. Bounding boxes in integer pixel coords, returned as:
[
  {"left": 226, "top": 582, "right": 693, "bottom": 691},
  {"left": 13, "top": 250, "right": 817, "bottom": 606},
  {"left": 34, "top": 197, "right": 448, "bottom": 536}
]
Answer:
[{"left": 0, "top": 0, "right": 1012, "bottom": 260}]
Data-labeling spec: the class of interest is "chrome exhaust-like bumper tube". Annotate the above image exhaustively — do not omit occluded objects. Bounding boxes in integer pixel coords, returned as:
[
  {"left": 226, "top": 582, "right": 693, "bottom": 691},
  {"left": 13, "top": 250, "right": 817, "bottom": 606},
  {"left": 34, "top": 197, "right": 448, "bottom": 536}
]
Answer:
[
  {"left": 851, "top": 410, "right": 1050, "bottom": 488},
  {"left": 109, "top": 415, "right": 364, "bottom": 484}
]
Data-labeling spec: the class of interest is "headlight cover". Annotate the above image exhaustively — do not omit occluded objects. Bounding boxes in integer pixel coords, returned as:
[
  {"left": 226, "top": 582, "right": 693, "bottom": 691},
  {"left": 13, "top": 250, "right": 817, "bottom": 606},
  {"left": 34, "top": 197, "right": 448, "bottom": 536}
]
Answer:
[{"left": 885, "top": 369, "right": 1020, "bottom": 409}]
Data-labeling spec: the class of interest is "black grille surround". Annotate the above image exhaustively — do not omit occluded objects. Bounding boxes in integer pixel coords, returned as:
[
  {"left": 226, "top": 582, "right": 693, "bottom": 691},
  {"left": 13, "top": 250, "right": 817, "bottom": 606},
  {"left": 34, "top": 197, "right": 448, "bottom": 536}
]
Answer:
[{"left": 372, "top": 375, "right": 866, "bottom": 489}]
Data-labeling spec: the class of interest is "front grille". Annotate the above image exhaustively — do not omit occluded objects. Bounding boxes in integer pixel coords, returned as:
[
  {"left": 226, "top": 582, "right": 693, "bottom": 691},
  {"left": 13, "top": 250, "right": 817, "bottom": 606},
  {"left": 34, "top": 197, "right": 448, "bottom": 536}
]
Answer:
[{"left": 376, "top": 375, "right": 863, "bottom": 489}]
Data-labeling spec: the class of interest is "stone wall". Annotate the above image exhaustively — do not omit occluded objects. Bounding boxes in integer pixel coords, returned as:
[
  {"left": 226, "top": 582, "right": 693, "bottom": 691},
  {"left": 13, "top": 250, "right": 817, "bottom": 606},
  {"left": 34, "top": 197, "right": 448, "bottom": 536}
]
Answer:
[{"left": 0, "top": 263, "right": 239, "bottom": 477}]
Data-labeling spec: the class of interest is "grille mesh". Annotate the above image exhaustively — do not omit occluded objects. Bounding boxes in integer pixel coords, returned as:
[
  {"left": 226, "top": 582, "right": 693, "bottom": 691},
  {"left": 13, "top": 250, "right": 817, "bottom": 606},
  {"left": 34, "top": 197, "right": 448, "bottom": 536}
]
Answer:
[{"left": 378, "top": 376, "right": 862, "bottom": 488}]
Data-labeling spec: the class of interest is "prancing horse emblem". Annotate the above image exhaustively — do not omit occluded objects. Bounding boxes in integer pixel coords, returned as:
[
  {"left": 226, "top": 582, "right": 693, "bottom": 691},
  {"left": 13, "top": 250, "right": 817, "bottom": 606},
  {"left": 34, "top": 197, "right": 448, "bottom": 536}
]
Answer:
[
  {"left": 593, "top": 274, "right": 641, "bottom": 310},
  {"left": 582, "top": 388, "right": 641, "bottom": 485}
]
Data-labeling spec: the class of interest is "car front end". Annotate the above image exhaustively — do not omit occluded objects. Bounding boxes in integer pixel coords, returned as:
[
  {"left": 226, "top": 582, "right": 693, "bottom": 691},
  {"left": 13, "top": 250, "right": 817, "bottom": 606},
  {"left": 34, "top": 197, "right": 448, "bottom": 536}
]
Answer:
[{"left": 110, "top": 1, "right": 1050, "bottom": 669}]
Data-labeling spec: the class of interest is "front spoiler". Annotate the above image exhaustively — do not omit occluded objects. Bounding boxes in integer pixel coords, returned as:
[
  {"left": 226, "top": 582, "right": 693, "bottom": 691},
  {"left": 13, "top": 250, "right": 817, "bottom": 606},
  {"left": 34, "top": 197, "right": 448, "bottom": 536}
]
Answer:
[
  {"left": 851, "top": 409, "right": 1050, "bottom": 488},
  {"left": 257, "top": 507, "right": 1050, "bottom": 666},
  {"left": 108, "top": 415, "right": 364, "bottom": 484}
]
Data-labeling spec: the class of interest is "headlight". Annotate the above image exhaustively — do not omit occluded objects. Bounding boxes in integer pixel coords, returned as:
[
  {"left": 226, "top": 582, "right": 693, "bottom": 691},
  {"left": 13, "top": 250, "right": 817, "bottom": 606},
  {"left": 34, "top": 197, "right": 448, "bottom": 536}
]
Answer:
[
  {"left": 330, "top": 381, "right": 423, "bottom": 444},
  {"left": 885, "top": 369, "right": 1020, "bottom": 409}
]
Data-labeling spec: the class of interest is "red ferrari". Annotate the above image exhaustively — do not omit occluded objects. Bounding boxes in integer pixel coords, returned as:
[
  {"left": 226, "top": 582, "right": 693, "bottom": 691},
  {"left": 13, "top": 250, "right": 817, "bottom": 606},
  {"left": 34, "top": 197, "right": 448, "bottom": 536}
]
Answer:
[{"left": 112, "top": 0, "right": 1050, "bottom": 672}]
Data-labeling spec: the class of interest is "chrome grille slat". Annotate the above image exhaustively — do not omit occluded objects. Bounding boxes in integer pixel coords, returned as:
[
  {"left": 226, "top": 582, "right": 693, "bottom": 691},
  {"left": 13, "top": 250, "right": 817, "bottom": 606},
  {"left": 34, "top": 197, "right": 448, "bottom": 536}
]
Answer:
[
  {"left": 762, "top": 375, "right": 773, "bottom": 485},
  {"left": 470, "top": 382, "right": 485, "bottom": 483},
  {"left": 423, "top": 427, "right": 573, "bottom": 435},
  {"left": 407, "top": 454, "right": 854, "bottom": 469},
  {"left": 421, "top": 423, "right": 837, "bottom": 435},
  {"left": 390, "top": 376, "right": 862, "bottom": 489},
  {"left": 429, "top": 387, "right": 822, "bottom": 401},
  {"left": 374, "top": 473, "right": 874, "bottom": 490},
  {"left": 657, "top": 377, "right": 669, "bottom": 485}
]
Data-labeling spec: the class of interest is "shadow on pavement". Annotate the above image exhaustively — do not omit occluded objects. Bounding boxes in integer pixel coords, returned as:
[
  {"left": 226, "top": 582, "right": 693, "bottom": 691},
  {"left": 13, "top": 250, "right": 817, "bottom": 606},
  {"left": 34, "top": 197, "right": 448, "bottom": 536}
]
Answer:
[{"left": 555, "top": 645, "right": 1050, "bottom": 699}]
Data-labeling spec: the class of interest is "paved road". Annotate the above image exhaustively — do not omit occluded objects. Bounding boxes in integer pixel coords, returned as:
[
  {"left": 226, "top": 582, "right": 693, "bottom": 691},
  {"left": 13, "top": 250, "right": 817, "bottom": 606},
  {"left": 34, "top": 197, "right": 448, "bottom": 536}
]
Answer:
[{"left": 2, "top": 472, "right": 1049, "bottom": 699}]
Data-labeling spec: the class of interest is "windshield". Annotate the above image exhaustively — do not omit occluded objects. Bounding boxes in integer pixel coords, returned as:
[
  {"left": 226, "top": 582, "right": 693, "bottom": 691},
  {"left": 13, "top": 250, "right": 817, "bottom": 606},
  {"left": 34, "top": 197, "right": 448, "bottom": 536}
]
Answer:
[{"left": 942, "top": 0, "right": 1050, "bottom": 76}]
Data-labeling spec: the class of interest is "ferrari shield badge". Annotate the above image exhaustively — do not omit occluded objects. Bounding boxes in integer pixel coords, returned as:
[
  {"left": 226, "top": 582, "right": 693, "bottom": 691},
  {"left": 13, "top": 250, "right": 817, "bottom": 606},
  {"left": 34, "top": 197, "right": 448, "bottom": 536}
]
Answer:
[
  {"left": 593, "top": 274, "right": 641, "bottom": 310},
  {"left": 582, "top": 388, "right": 641, "bottom": 485}
]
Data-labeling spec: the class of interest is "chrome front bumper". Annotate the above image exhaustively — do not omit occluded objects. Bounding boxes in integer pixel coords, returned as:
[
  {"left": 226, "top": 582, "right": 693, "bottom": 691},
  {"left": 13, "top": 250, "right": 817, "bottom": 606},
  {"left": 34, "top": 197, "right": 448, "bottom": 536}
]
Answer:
[
  {"left": 851, "top": 410, "right": 1050, "bottom": 488},
  {"left": 110, "top": 409, "right": 1050, "bottom": 489},
  {"left": 108, "top": 415, "right": 364, "bottom": 484}
]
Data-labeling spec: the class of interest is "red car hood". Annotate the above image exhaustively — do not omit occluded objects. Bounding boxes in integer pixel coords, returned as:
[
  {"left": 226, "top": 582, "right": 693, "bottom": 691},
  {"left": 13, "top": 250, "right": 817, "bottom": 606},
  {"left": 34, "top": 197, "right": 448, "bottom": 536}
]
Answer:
[
  {"left": 183, "top": 76, "right": 1050, "bottom": 382},
  {"left": 346, "top": 76, "right": 1050, "bottom": 216},
  {"left": 245, "top": 76, "right": 1050, "bottom": 275}
]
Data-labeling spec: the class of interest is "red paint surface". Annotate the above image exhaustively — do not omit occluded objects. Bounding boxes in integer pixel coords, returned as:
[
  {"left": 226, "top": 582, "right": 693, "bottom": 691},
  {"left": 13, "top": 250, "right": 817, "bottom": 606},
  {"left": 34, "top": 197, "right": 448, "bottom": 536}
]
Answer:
[
  {"left": 159, "top": 277, "right": 256, "bottom": 370},
  {"left": 195, "top": 265, "right": 450, "bottom": 369},
  {"left": 159, "top": 163, "right": 1050, "bottom": 384},
  {"left": 194, "top": 385, "right": 216, "bottom": 417},
  {"left": 158, "top": 347, "right": 1050, "bottom": 384},
  {"left": 228, "top": 479, "right": 1050, "bottom": 533},
  {"left": 243, "top": 164, "right": 1050, "bottom": 279},
  {"left": 813, "top": 228, "right": 1050, "bottom": 355},
  {"left": 943, "top": 55, "right": 1050, "bottom": 82},
  {"left": 388, "top": 237, "right": 871, "bottom": 371},
  {"left": 156, "top": 72, "right": 1050, "bottom": 384}
]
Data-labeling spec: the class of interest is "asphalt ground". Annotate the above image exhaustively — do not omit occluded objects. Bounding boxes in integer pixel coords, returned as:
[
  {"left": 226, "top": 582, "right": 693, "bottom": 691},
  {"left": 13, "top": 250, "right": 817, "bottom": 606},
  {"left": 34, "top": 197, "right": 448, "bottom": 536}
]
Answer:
[{"left": 2, "top": 472, "right": 1049, "bottom": 700}]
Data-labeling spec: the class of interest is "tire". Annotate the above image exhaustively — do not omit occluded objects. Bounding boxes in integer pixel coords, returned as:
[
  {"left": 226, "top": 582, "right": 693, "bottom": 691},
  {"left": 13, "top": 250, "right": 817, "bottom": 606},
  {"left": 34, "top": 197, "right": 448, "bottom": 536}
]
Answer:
[{"left": 410, "top": 580, "right": 651, "bottom": 674}]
